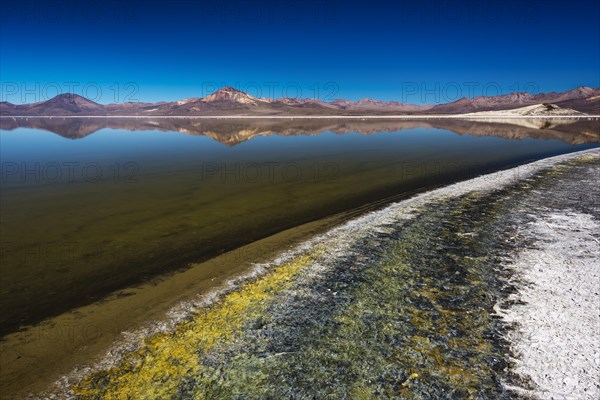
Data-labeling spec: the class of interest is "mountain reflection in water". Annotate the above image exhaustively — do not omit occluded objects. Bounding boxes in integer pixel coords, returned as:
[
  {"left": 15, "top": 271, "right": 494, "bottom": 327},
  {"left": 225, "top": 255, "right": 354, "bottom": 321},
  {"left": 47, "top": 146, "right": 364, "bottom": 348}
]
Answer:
[{"left": 1, "top": 116, "right": 598, "bottom": 145}]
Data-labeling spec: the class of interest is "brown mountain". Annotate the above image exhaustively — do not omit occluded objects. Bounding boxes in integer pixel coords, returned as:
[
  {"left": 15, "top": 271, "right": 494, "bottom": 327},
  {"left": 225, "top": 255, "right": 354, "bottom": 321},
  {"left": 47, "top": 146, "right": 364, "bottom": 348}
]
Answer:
[
  {"left": 1, "top": 86, "right": 598, "bottom": 116},
  {"left": 427, "top": 97, "right": 477, "bottom": 113},
  {"left": 202, "top": 86, "right": 269, "bottom": 104},
  {"left": 18, "top": 93, "right": 104, "bottom": 115},
  {"left": 428, "top": 86, "right": 600, "bottom": 114}
]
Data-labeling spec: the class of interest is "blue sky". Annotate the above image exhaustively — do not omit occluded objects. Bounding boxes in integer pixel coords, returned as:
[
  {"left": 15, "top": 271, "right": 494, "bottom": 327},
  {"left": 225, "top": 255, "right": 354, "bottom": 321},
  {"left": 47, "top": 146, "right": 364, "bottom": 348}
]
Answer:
[{"left": 1, "top": 0, "right": 599, "bottom": 104}]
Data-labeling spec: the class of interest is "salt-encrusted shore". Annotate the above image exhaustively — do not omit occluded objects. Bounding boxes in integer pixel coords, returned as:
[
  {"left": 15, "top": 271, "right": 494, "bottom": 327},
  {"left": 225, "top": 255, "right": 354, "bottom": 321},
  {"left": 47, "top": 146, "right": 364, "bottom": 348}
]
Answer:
[
  {"left": 498, "top": 155, "right": 600, "bottom": 399},
  {"left": 503, "top": 213, "right": 599, "bottom": 400},
  {"left": 31, "top": 148, "right": 599, "bottom": 399}
]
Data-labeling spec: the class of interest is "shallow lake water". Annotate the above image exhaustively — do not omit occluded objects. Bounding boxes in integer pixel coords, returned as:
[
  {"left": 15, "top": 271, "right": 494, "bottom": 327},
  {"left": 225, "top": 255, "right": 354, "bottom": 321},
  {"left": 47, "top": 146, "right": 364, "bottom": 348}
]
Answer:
[{"left": 0, "top": 117, "right": 598, "bottom": 337}]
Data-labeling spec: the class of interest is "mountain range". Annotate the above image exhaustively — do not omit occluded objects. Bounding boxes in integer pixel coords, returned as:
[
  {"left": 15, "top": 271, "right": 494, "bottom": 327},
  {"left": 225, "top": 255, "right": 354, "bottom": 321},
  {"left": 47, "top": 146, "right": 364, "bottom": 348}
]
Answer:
[{"left": 1, "top": 86, "right": 599, "bottom": 116}]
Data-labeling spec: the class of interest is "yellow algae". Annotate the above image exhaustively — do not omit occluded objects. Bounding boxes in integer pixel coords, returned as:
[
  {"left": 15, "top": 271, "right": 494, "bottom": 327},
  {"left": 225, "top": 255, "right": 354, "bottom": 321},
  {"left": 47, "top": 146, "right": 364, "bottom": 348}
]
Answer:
[
  {"left": 74, "top": 248, "right": 321, "bottom": 399},
  {"left": 571, "top": 154, "right": 598, "bottom": 163},
  {"left": 401, "top": 372, "right": 420, "bottom": 387},
  {"left": 349, "top": 382, "right": 377, "bottom": 400}
]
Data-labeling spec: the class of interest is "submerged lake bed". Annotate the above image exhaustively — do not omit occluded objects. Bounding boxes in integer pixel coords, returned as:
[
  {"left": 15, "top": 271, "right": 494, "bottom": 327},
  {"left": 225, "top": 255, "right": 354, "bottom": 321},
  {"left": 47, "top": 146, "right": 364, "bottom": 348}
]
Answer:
[{"left": 0, "top": 117, "right": 598, "bottom": 398}]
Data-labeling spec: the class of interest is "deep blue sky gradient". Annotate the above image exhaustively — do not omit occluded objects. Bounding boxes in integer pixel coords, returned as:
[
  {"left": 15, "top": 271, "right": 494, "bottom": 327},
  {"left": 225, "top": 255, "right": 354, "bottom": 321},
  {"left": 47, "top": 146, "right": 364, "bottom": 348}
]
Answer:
[{"left": 1, "top": 0, "right": 599, "bottom": 104}]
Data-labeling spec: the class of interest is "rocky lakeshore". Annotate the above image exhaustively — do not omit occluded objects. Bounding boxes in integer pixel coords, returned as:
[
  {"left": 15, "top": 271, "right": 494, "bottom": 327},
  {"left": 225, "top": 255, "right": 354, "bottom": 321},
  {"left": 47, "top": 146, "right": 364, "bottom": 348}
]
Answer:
[{"left": 42, "top": 149, "right": 599, "bottom": 400}]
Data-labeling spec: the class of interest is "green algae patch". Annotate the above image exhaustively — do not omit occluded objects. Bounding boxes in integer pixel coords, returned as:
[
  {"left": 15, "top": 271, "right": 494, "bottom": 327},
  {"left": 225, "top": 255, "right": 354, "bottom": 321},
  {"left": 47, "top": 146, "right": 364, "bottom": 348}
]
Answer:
[{"left": 73, "top": 249, "right": 322, "bottom": 399}]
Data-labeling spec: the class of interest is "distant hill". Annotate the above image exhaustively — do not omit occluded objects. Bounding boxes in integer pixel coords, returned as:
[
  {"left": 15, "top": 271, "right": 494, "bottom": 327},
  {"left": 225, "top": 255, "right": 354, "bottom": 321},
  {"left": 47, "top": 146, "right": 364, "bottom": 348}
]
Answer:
[{"left": 427, "top": 87, "right": 600, "bottom": 115}]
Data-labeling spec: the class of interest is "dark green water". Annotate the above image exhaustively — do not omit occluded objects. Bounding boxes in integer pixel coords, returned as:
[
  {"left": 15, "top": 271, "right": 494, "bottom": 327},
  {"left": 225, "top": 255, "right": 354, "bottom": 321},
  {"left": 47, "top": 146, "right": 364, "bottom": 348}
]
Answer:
[{"left": 0, "top": 118, "right": 597, "bottom": 336}]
